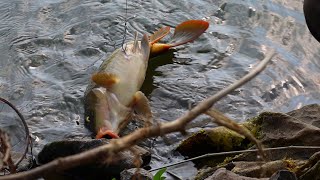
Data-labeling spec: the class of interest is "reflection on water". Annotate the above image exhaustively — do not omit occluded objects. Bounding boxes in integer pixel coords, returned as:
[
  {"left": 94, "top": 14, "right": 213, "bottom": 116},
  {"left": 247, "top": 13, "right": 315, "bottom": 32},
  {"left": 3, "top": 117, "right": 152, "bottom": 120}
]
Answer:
[{"left": 0, "top": 0, "right": 320, "bottom": 178}]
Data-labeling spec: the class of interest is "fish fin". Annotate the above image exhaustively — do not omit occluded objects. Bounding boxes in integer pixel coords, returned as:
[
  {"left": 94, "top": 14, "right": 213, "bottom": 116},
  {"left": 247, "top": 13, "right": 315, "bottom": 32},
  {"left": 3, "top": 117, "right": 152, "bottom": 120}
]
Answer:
[
  {"left": 91, "top": 72, "right": 119, "bottom": 89},
  {"left": 132, "top": 91, "right": 153, "bottom": 127},
  {"left": 150, "top": 43, "right": 171, "bottom": 56},
  {"left": 149, "top": 26, "right": 171, "bottom": 45},
  {"left": 141, "top": 34, "right": 151, "bottom": 61},
  {"left": 132, "top": 32, "right": 139, "bottom": 53},
  {"left": 168, "top": 20, "right": 209, "bottom": 47}
]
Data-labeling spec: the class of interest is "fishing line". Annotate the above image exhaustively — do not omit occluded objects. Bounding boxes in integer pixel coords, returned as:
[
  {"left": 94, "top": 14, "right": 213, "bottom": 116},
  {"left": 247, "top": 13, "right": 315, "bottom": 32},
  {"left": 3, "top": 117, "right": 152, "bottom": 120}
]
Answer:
[{"left": 121, "top": 0, "right": 128, "bottom": 52}]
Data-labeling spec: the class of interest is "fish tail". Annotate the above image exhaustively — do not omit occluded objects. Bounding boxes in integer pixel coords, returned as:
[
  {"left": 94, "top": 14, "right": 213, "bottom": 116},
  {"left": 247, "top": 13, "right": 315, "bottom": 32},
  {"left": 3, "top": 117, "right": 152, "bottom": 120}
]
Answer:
[
  {"left": 150, "top": 20, "right": 209, "bottom": 56},
  {"left": 168, "top": 20, "right": 209, "bottom": 47}
]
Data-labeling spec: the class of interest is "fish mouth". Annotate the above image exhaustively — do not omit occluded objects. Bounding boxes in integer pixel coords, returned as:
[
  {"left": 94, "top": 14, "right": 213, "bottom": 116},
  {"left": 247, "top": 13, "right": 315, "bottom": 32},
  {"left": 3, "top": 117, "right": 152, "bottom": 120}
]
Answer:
[{"left": 96, "top": 128, "right": 120, "bottom": 139}]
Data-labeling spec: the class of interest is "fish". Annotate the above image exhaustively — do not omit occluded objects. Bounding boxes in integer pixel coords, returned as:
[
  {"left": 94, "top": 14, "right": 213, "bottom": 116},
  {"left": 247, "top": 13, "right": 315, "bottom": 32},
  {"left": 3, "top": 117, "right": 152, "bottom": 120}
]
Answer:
[{"left": 84, "top": 20, "right": 209, "bottom": 139}]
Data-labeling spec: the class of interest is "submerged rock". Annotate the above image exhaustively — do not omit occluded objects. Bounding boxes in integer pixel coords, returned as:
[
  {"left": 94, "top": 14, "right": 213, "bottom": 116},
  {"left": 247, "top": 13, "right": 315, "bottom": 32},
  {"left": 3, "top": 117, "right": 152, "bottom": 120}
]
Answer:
[{"left": 38, "top": 139, "right": 151, "bottom": 180}]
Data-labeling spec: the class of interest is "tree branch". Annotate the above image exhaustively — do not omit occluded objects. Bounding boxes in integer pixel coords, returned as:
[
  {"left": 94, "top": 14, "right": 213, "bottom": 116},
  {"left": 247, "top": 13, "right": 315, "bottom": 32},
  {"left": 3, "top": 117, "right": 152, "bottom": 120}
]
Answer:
[{"left": 0, "top": 130, "right": 16, "bottom": 173}]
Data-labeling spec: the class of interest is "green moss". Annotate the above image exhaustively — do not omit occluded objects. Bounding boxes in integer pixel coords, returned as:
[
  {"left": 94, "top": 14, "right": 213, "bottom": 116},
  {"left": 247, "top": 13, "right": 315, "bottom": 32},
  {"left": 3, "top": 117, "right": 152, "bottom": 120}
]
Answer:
[
  {"left": 206, "top": 127, "right": 245, "bottom": 151},
  {"left": 283, "top": 158, "right": 299, "bottom": 172},
  {"left": 243, "top": 118, "right": 260, "bottom": 137},
  {"left": 176, "top": 126, "right": 251, "bottom": 163}
]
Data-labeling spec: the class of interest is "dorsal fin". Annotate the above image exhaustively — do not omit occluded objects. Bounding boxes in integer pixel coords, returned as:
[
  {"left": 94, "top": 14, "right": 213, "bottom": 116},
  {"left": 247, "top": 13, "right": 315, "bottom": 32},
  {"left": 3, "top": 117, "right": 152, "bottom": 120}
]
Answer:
[
  {"left": 141, "top": 34, "right": 151, "bottom": 61},
  {"left": 149, "top": 26, "right": 170, "bottom": 45},
  {"left": 132, "top": 32, "right": 139, "bottom": 53}
]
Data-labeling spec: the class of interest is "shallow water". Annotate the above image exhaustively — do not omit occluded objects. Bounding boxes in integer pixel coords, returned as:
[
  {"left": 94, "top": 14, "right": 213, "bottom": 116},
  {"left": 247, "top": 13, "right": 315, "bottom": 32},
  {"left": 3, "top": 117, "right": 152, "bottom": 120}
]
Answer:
[{"left": 0, "top": 0, "right": 319, "bottom": 179}]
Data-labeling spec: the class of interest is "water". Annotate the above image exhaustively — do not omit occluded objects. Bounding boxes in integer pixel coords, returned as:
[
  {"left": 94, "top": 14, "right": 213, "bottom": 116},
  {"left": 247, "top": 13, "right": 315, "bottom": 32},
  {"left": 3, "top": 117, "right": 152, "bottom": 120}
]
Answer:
[{"left": 0, "top": 0, "right": 319, "bottom": 178}]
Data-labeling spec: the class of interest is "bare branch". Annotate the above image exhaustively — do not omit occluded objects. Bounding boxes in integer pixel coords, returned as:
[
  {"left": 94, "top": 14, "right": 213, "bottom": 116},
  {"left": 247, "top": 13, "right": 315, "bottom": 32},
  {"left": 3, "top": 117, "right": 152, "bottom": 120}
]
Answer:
[
  {"left": 0, "top": 50, "right": 275, "bottom": 180},
  {"left": 0, "top": 130, "right": 16, "bottom": 173}
]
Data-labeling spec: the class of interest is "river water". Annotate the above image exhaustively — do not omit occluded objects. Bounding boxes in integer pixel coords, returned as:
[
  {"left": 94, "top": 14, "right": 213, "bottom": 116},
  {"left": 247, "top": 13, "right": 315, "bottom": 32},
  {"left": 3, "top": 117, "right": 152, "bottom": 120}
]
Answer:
[{"left": 0, "top": 0, "right": 319, "bottom": 179}]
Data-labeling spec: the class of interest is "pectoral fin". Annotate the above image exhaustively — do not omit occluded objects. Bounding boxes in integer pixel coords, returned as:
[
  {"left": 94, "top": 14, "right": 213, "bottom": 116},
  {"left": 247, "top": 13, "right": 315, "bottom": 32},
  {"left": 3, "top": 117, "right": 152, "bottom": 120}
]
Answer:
[
  {"left": 149, "top": 26, "right": 170, "bottom": 45},
  {"left": 132, "top": 91, "right": 153, "bottom": 126},
  {"left": 91, "top": 72, "right": 119, "bottom": 89},
  {"left": 168, "top": 20, "right": 209, "bottom": 47}
]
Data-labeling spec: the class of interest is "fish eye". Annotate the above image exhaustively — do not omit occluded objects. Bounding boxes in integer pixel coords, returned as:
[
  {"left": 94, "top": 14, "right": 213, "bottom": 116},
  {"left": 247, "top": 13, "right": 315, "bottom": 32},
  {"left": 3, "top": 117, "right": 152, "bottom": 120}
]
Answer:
[{"left": 85, "top": 116, "right": 90, "bottom": 123}]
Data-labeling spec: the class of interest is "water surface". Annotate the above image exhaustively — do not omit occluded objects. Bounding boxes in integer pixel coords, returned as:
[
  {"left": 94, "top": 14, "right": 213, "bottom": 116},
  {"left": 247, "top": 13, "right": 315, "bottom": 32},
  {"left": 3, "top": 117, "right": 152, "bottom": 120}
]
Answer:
[{"left": 0, "top": 0, "right": 319, "bottom": 179}]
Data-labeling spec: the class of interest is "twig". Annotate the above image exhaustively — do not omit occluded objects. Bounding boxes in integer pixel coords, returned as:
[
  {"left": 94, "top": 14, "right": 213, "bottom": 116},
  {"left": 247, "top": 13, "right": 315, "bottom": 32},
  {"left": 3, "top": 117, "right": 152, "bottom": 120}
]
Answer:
[
  {"left": 150, "top": 145, "right": 320, "bottom": 172},
  {"left": 0, "top": 50, "right": 275, "bottom": 180},
  {"left": 0, "top": 130, "right": 15, "bottom": 173},
  {"left": 0, "top": 98, "right": 31, "bottom": 167}
]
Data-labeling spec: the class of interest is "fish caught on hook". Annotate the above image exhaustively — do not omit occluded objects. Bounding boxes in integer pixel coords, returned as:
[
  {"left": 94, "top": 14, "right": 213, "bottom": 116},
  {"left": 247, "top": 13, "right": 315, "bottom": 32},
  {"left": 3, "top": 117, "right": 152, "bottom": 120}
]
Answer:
[{"left": 84, "top": 20, "right": 209, "bottom": 139}]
